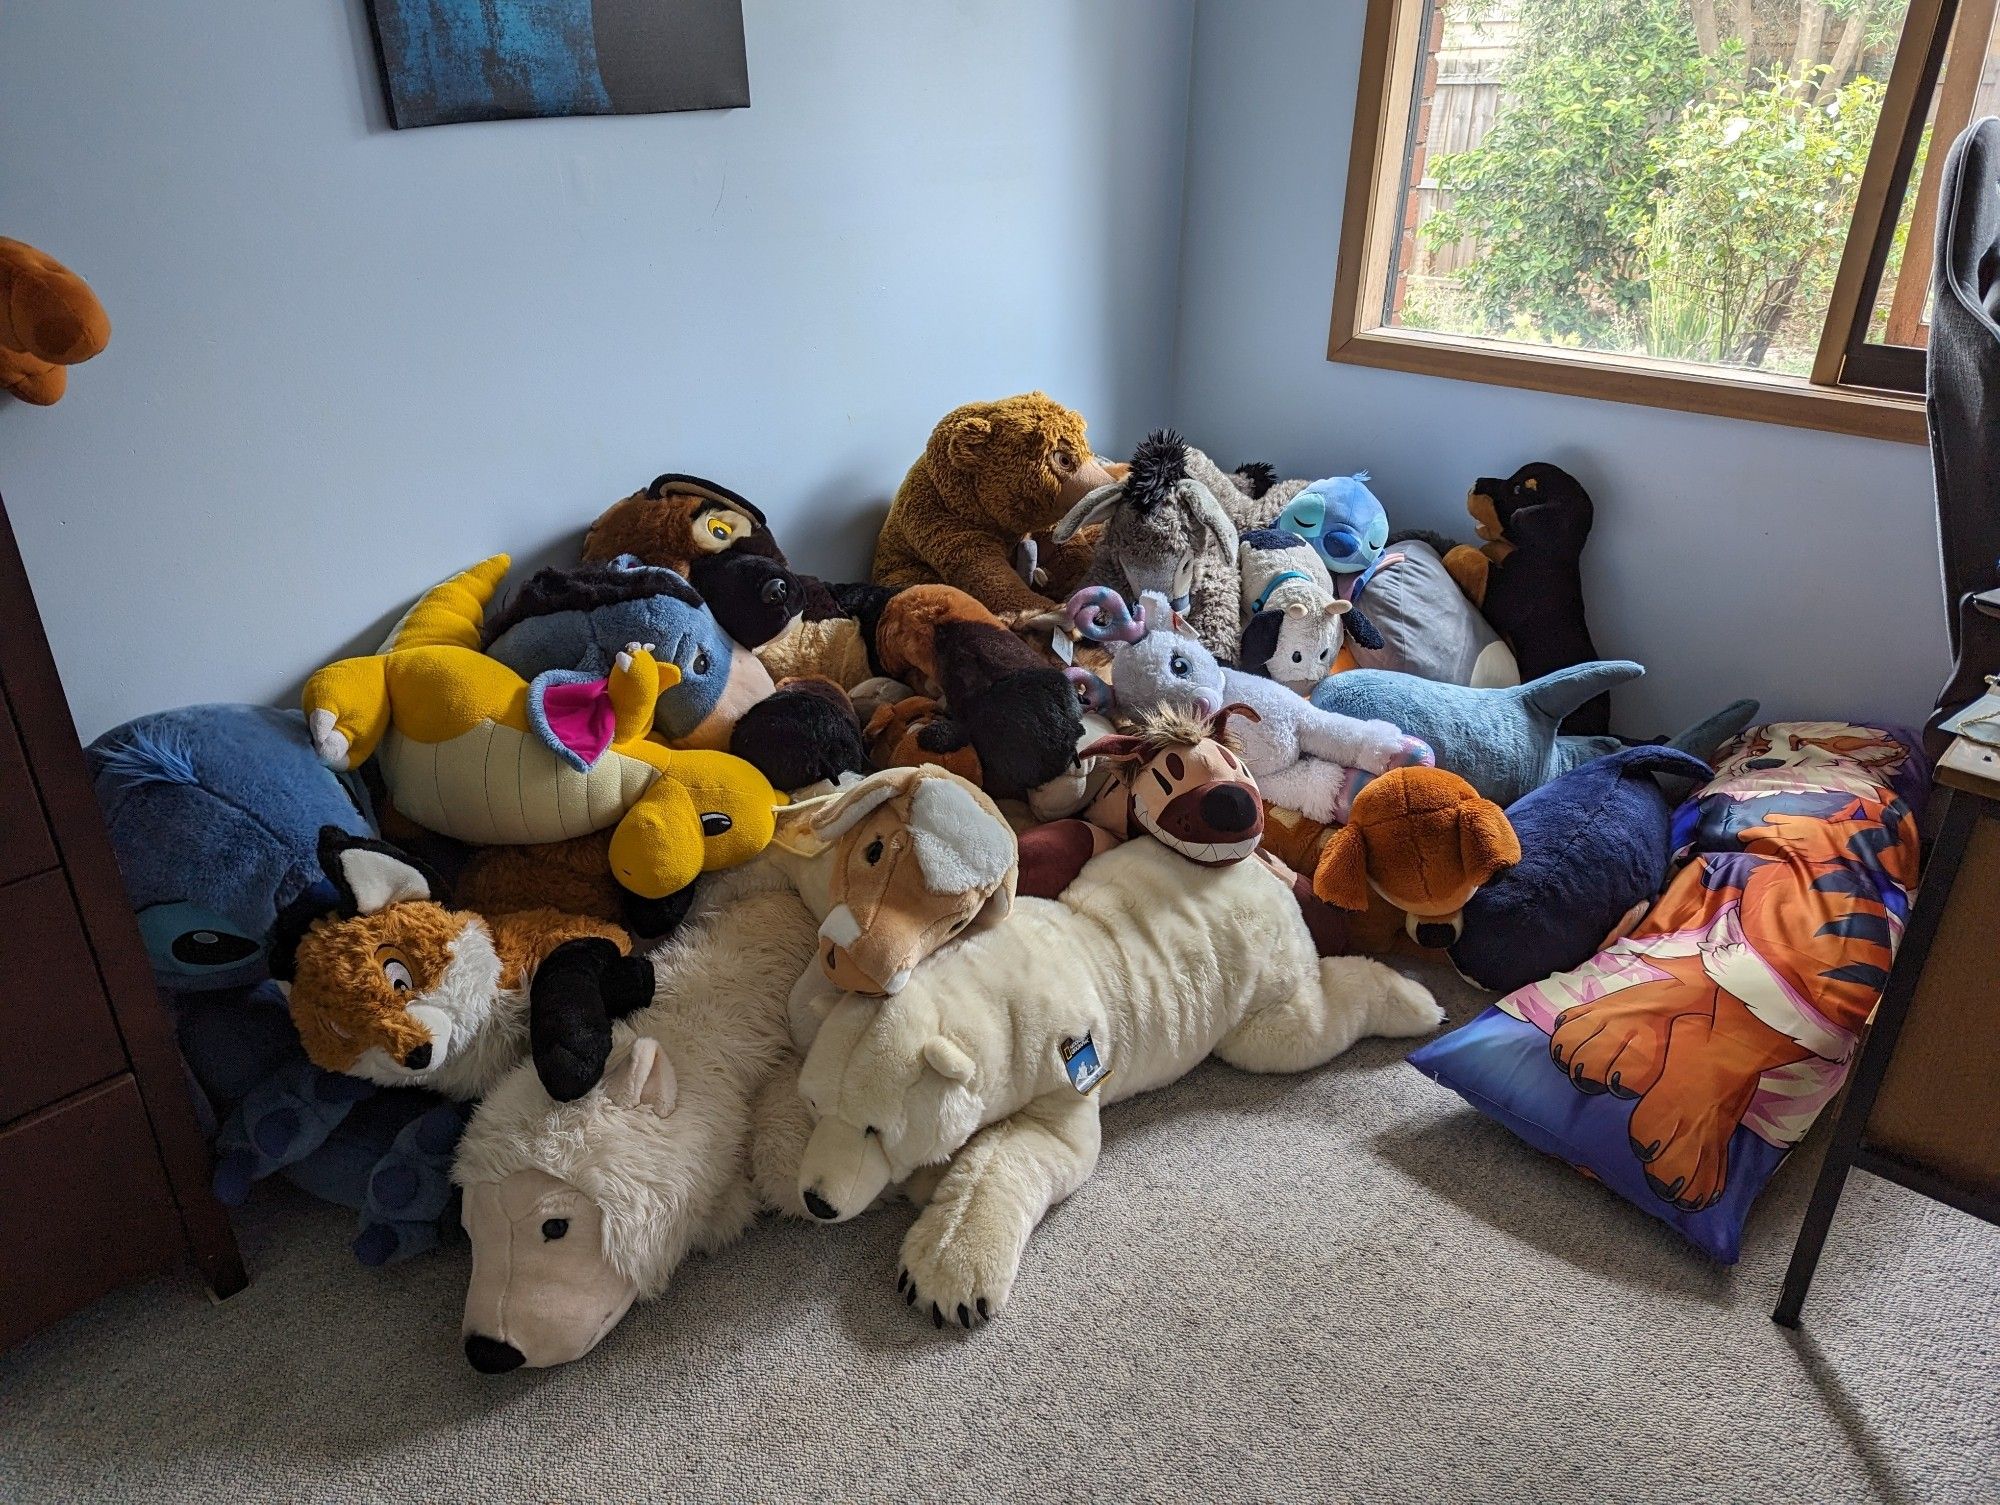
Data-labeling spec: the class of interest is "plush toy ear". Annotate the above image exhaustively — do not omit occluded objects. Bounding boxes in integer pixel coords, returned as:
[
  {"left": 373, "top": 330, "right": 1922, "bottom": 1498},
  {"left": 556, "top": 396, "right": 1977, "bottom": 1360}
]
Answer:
[
  {"left": 1344, "top": 603, "right": 1384, "bottom": 651},
  {"left": 316, "top": 827, "right": 440, "bottom": 916},
  {"left": 945, "top": 415, "right": 994, "bottom": 469},
  {"left": 806, "top": 771, "right": 912, "bottom": 843},
  {"left": 922, "top": 1036, "right": 975, "bottom": 1084},
  {"left": 1079, "top": 732, "right": 1148, "bottom": 764},
  {"left": 1456, "top": 800, "right": 1522, "bottom": 882},
  {"left": 1211, "top": 702, "right": 1263, "bottom": 742},
  {"left": 908, "top": 775, "right": 1016, "bottom": 895},
  {"left": 1052, "top": 482, "right": 1123, "bottom": 543},
  {"left": 1312, "top": 823, "right": 1373, "bottom": 912},
  {"left": 604, "top": 1036, "right": 678, "bottom": 1117}
]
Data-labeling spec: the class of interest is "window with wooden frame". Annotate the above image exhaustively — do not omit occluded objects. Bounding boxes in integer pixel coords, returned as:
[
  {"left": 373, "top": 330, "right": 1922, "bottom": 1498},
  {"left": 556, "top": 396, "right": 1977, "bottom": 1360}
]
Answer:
[{"left": 1330, "top": 0, "right": 2000, "bottom": 443}]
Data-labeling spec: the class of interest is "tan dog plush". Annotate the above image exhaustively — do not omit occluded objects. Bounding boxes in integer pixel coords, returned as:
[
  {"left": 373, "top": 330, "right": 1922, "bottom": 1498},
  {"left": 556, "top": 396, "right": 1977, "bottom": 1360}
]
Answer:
[
  {"left": 871, "top": 393, "right": 1117, "bottom": 615},
  {"left": 1310, "top": 767, "right": 1520, "bottom": 953},
  {"left": 773, "top": 765, "right": 1016, "bottom": 1000},
  {"left": 1, "top": 238, "right": 110, "bottom": 405}
]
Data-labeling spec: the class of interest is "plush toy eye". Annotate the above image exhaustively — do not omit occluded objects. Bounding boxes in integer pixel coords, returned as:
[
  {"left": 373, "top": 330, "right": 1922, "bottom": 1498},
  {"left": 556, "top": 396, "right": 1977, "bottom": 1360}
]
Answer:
[
  {"left": 705, "top": 516, "right": 735, "bottom": 540},
  {"left": 1051, "top": 449, "right": 1076, "bottom": 473},
  {"left": 382, "top": 958, "right": 412, "bottom": 992},
  {"left": 541, "top": 1218, "right": 569, "bottom": 1241},
  {"left": 865, "top": 837, "right": 885, "bottom": 865},
  {"left": 1170, "top": 655, "right": 1190, "bottom": 676},
  {"left": 700, "top": 812, "right": 734, "bottom": 837},
  {"left": 693, "top": 648, "right": 713, "bottom": 676}
]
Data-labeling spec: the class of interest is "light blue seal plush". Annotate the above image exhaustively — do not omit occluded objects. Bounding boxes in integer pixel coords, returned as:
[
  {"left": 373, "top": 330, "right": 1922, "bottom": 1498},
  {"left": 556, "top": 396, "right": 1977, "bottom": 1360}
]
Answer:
[
  {"left": 1278, "top": 472, "right": 1390, "bottom": 577},
  {"left": 1312, "top": 663, "right": 1758, "bottom": 808}
]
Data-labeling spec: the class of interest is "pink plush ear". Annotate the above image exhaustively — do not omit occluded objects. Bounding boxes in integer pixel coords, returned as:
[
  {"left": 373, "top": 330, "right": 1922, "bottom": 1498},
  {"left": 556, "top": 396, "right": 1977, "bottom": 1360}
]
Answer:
[{"left": 540, "top": 677, "right": 617, "bottom": 766}]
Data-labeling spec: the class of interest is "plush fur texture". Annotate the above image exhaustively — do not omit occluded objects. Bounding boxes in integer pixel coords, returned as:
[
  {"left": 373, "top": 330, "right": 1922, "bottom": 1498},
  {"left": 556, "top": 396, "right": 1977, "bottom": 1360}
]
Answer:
[
  {"left": 1108, "top": 601, "right": 1431, "bottom": 824},
  {"left": 871, "top": 394, "right": 1117, "bottom": 614},
  {"left": 1449, "top": 463, "right": 1604, "bottom": 734},
  {"left": 794, "top": 837, "right": 1443, "bottom": 1327},
  {"left": 456, "top": 830, "right": 700, "bottom": 940},
  {"left": 863, "top": 695, "right": 983, "bottom": 785},
  {"left": 582, "top": 472, "right": 843, "bottom": 620},
  {"left": 1182, "top": 447, "right": 1308, "bottom": 529},
  {"left": 729, "top": 678, "right": 869, "bottom": 793},
  {"left": 872, "top": 584, "right": 1084, "bottom": 798},
  {"left": 1052, "top": 430, "right": 1244, "bottom": 658},
  {"left": 0, "top": 236, "right": 111, "bottom": 404},
  {"left": 1311, "top": 767, "right": 1519, "bottom": 953},
  {"left": 453, "top": 863, "right": 822, "bottom": 1370},
  {"left": 272, "top": 831, "right": 644, "bottom": 1102},
  {"left": 1310, "top": 662, "right": 1647, "bottom": 808},
  {"left": 685, "top": 549, "right": 805, "bottom": 650},
  {"left": 87, "top": 704, "right": 376, "bottom": 991},
  {"left": 1449, "top": 745, "right": 1713, "bottom": 994}
]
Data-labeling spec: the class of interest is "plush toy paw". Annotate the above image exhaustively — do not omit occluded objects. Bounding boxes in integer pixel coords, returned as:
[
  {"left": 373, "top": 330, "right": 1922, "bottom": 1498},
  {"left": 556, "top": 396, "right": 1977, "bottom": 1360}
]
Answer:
[
  {"left": 307, "top": 708, "right": 352, "bottom": 770},
  {"left": 1357, "top": 720, "right": 1430, "bottom": 774},
  {"left": 895, "top": 1197, "right": 1025, "bottom": 1330}
]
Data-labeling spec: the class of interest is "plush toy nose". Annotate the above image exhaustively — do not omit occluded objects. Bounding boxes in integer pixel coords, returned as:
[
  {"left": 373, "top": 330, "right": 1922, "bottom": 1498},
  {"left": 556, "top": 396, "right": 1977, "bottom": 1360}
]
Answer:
[
  {"left": 1198, "top": 783, "right": 1260, "bottom": 834},
  {"left": 403, "top": 1043, "right": 433, "bottom": 1070},
  {"left": 821, "top": 936, "right": 899, "bottom": 997},
  {"left": 802, "top": 1188, "right": 839, "bottom": 1222},
  {"left": 464, "top": 1334, "right": 525, "bottom": 1374},
  {"left": 1408, "top": 913, "right": 1464, "bottom": 949}
]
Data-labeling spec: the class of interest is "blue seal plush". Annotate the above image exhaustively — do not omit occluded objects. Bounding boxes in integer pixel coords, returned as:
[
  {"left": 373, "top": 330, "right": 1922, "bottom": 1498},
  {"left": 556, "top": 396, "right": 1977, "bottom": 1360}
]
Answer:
[{"left": 1448, "top": 745, "right": 1715, "bottom": 995}]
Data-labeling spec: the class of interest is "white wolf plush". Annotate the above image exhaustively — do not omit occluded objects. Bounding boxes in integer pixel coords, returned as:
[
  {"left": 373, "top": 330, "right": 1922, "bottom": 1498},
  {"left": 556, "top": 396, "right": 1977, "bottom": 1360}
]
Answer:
[
  {"left": 453, "top": 862, "right": 821, "bottom": 1372},
  {"left": 794, "top": 836, "right": 1442, "bottom": 1328}
]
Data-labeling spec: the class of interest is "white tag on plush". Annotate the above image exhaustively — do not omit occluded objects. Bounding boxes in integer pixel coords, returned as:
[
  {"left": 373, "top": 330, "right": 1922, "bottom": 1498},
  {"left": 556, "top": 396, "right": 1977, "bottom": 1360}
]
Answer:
[{"left": 1052, "top": 630, "right": 1076, "bottom": 665}]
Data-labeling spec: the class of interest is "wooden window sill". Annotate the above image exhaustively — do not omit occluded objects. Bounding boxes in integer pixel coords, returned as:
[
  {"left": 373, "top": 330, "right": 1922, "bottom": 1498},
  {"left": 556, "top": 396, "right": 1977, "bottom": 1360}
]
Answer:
[{"left": 1327, "top": 325, "right": 1927, "bottom": 446}]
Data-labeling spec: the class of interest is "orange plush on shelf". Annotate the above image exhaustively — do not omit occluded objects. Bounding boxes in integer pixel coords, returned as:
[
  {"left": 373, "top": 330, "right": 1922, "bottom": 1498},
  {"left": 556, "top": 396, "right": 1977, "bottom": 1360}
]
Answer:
[{"left": 0, "top": 238, "right": 110, "bottom": 405}]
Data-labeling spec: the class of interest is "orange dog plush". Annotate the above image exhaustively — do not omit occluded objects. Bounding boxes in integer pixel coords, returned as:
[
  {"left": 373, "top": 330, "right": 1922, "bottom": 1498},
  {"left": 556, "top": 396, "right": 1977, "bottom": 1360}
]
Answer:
[
  {"left": 1307, "top": 767, "right": 1520, "bottom": 953},
  {"left": 1, "top": 239, "right": 110, "bottom": 405}
]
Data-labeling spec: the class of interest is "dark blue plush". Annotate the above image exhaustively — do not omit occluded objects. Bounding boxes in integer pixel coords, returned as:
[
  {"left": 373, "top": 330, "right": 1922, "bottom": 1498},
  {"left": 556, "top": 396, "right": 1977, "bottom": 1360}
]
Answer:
[
  {"left": 88, "top": 704, "right": 460, "bottom": 1265},
  {"left": 1449, "top": 746, "right": 1713, "bottom": 995}
]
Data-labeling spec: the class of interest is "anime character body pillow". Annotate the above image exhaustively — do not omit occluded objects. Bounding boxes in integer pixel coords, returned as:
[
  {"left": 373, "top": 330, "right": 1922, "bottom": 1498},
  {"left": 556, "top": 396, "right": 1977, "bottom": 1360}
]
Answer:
[{"left": 1410, "top": 723, "right": 1925, "bottom": 1261}]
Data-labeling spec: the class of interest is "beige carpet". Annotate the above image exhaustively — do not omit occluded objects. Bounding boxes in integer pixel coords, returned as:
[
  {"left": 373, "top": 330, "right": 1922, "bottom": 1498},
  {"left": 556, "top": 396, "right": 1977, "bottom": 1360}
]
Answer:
[{"left": 3, "top": 961, "right": 1995, "bottom": 1504}]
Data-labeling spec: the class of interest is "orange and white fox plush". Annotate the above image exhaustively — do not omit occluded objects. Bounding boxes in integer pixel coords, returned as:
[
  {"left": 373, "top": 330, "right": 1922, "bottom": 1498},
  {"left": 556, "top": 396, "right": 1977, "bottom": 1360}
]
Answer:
[{"left": 272, "top": 829, "right": 655, "bottom": 1103}]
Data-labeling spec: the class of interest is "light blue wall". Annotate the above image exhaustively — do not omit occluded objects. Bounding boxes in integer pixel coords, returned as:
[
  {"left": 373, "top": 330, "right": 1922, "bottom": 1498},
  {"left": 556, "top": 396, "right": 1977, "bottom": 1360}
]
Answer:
[
  {"left": 0, "top": 0, "right": 1194, "bottom": 738},
  {"left": 1169, "top": 0, "right": 1947, "bottom": 736}
]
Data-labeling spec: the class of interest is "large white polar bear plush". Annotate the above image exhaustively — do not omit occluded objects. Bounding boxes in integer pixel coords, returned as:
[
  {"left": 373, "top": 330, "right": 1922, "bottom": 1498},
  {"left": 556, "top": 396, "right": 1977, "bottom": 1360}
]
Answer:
[
  {"left": 453, "top": 862, "right": 822, "bottom": 1372},
  {"left": 795, "top": 836, "right": 1443, "bottom": 1328}
]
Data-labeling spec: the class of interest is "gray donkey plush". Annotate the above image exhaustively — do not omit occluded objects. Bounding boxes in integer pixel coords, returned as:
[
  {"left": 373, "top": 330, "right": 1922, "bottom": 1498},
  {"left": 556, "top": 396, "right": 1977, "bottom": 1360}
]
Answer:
[{"left": 1052, "top": 430, "right": 1246, "bottom": 658}]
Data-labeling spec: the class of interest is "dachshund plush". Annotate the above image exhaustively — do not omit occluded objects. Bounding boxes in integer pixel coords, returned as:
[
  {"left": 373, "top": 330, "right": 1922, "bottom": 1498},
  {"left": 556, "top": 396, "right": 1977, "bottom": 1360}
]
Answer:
[{"left": 1, "top": 237, "right": 110, "bottom": 405}]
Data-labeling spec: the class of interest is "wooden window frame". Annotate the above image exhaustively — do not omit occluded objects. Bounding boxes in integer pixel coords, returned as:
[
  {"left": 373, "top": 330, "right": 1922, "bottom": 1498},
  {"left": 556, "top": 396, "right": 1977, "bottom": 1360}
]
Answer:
[{"left": 1328, "top": 0, "right": 1967, "bottom": 446}]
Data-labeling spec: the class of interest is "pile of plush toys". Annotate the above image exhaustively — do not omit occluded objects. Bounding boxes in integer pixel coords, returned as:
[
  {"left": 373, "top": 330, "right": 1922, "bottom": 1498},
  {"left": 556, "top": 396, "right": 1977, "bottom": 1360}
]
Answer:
[{"left": 94, "top": 388, "right": 1854, "bottom": 1366}]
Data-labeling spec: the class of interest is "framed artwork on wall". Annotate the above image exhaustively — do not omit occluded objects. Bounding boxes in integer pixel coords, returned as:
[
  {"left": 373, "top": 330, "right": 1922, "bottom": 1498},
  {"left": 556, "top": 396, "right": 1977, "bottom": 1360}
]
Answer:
[{"left": 364, "top": 0, "right": 749, "bottom": 129}]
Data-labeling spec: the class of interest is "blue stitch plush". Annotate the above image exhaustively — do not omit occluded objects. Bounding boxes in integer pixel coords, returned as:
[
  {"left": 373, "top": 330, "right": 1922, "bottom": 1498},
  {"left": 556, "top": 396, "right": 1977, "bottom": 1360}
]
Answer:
[
  {"left": 1277, "top": 473, "right": 1390, "bottom": 577},
  {"left": 88, "top": 704, "right": 460, "bottom": 1265}
]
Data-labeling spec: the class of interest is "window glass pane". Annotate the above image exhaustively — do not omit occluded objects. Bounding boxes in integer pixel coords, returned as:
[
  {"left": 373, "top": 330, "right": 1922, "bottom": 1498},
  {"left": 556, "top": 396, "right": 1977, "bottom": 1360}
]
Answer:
[
  {"left": 1866, "top": 2, "right": 2000, "bottom": 349},
  {"left": 1386, "top": 0, "right": 1914, "bottom": 376}
]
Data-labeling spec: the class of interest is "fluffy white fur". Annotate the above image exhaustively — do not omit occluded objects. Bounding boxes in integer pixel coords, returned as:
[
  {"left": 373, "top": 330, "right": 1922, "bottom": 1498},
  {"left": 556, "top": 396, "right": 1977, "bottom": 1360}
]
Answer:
[
  {"left": 453, "top": 860, "right": 821, "bottom": 1369},
  {"left": 794, "top": 837, "right": 1443, "bottom": 1328}
]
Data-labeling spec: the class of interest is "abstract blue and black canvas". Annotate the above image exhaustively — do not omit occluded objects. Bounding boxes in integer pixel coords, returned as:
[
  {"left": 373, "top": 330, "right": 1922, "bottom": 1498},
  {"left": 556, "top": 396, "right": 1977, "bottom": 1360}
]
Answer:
[{"left": 365, "top": 0, "right": 748, "bottom": 129}]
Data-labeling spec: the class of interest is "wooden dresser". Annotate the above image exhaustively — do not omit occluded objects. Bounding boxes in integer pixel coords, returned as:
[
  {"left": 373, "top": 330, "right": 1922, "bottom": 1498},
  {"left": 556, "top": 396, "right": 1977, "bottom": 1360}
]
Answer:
[{"left": 0, "top": 490, "right": 244, "bottom": 1350}]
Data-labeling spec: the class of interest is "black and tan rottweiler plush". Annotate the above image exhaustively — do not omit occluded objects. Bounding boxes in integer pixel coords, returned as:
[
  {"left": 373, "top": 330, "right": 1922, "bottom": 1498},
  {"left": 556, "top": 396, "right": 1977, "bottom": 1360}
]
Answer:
[{"left": 1430, "top": 462, "right": 1604, "bottom": 736}]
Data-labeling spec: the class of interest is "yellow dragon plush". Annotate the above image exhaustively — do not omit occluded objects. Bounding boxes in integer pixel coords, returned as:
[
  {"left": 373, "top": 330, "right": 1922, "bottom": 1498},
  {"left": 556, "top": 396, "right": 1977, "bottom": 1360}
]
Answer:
[{"left": 303, "top": 556, "right": 781, "bottom": 900}]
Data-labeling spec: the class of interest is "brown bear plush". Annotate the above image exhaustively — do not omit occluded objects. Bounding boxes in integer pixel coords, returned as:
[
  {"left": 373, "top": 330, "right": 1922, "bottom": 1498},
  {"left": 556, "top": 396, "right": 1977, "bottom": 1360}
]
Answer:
[
  {"left": 1, "top": 238, "right": 111, "bottom": 405},
  {"left": 871, "top": 393, "right": 1117, "bottom": 616}
]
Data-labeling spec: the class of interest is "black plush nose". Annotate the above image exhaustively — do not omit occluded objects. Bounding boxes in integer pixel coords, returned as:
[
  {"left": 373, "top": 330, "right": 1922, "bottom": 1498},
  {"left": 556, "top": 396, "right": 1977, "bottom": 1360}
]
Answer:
[
  {"left": 464, "top": 1335, "right": 524, "bottom": 1374},
  {"left": 1200, "top": 783, "right": 1259, "bottom": 832},
  {"left": 403, "top": 1043, "right": 433, "bottom": 1070},
  {"left": 802, "top": 1187, "right": 839, "bottom": 1222},
  {"left": 1413, "top": 919, "right": 1462, "bottom": 949}
]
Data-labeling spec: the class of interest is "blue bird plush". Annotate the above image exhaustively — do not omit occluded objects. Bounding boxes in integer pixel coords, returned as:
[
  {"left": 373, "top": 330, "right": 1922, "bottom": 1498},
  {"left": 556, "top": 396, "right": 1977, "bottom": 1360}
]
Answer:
[
  {"left": 1278, "top": 472, "right": 1390, "bottom": 577},
  {"left": 1448, "top": 746, "right": 1715, "bottom": 995}
]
